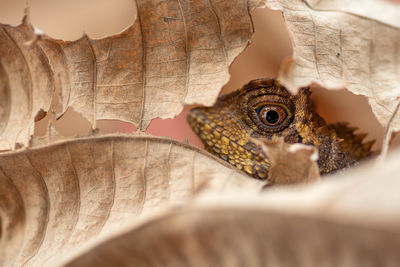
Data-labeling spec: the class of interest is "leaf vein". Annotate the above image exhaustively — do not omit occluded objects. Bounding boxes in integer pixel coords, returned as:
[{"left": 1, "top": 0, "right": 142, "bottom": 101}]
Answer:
[
  {"left": 2, "top": 27, "right": 33, "bottom": 146},
  {"left": 177, "top": 0, "right": 190, "bottom": 103},
  {"left": 64, "top": 144, "right": 81, "bottom": 248},
  {"left": 85, "top": 35, "right": 98, "bottom": 128},
  {"left": 22, "top": 154, "right": 50, "bottom": 266}
]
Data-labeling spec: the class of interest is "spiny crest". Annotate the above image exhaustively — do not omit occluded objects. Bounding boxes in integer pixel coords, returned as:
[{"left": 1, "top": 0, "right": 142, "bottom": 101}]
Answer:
[{"left": 188, "top": 78, "right": 373, "bottom": 180}]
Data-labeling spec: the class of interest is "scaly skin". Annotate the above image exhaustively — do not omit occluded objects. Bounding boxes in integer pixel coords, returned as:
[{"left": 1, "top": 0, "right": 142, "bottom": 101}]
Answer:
[{"left": 187, "top": 78, "right": 374, "bottom": 180}]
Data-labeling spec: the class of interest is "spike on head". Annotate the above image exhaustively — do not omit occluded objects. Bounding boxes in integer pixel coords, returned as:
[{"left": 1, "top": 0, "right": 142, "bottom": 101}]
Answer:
[{"left": 187, "top": 78, "right": 373, "bottom": 179}]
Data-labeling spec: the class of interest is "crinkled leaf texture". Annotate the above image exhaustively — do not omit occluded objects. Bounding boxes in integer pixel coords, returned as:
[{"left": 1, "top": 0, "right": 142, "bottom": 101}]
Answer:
[
  {"left": 60, "top": 147, "right": 400, "bottom": 267},
  {"left": 256, "top": 0, "right": 400, "bottom": 134},
  {"left": 0, "top": 135, "right": 263, "bottom": 266},
  {"left": 1, "top": 1, "right": 400, "bottom": 266},
  {"left": 0, "top": 0, "right": 254, "bottom": 150},
  {"left": 2, "top": 0, "right": 399, "bottom": 149}
]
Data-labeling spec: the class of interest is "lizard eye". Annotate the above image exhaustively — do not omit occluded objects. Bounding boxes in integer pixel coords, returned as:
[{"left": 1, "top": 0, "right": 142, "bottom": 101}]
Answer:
[
  {"left": 247, "top": 96, "right": 294, "bottom": 133},
  {"left": 256, "top": 105, "right": 287, "bottom": 126}
]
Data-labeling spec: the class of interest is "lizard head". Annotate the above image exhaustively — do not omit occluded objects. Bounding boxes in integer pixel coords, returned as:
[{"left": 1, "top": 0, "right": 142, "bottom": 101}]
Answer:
[{"left": 187, "top": 78, "right": 374, "bottom": 180}]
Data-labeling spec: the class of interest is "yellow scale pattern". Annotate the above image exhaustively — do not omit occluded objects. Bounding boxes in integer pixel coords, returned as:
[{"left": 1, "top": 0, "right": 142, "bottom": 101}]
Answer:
[{"left": 187, "top": 78, "right": 373, "bottom": 180}]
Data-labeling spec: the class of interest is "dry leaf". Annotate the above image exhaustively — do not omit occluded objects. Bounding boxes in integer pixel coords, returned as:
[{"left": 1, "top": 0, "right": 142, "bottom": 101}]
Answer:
[
  {"left": 60, "top": 147, "right": 400, "bottom": 267},
  {"left": 305, "top": 0, "right": 400, "bottom": 27},
  {"left": 62, "top": 208, "right": 400, "bottom": 267},
  {"left": 0, "top": 0, "right": 254, "bottom": 150},
  {"left": 252, "top": 137, "right": 320, "bottom": 185},
  {"left": 2, "top": 1, "right": 400, "bottom": 266},
  {"left": 0, "top": 19, "right": 53, "bottom": 151},
  {"left": 29, "top": 124, "right": 69, "bottom": 147},
  {"left": 256, "top": 0, "right": 400, "bottom": 136},
  {"left": 0, "top": 135, "right": 262, "bottom": 266},
  {"left": 4, "top": 0, "right": 397, "bottom": 152}
]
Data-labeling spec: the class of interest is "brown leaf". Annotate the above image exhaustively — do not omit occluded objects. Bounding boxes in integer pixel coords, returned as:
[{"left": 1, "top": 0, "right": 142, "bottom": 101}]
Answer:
[
  {"left": 253, "top": 137, "right": 320, "bottom": 185},
  {"left": 0, "top": 135, "right": 262, "bottom": 266},
  {"left": 256, "top": 0, "right": 400, "bottom": 149},
  {"left": 62, "top": 209, "right": 400, "bottom": 267},
  {"left": 0, "top": 19, "right": 53, "bottom": 151},
  {"left": 305, "top": 0, "right": 400, "bottom": 27},
  {"left": 29, "top": 124, "right": 66, "bottom": 147},
  {"left": 60, "top": 147, "right": 400, "bottom": 267},
  {"left": 0, "top": 0, "right": 254, "bottom": 150}
]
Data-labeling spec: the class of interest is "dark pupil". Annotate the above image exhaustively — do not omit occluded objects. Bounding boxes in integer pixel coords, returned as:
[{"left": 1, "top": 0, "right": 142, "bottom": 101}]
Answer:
[{"left": 265, "top": 110, "right": 279, "bottom": 124}]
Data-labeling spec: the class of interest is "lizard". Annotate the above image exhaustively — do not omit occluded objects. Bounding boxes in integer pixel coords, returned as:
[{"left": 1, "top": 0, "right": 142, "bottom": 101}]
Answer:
[{"left": 187, "top": 78, "right": 374, "bottom": 180}]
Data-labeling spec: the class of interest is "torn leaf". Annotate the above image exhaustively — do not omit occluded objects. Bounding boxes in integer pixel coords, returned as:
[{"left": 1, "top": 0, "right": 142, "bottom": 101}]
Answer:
[
  {"left": 252, "top": 137, "right": 320, "bottom": 185},
  {"left": 60, "top": 146, "right": 400, "bottom": 267},
  {"left": 256, "top": 0, "right": 400, "bottom": 138},
  {"left": 0, "top": 135, "right": 262, "bottom": 266},
  {"left": 0, "top": 0, "right": 254, "bottom": 150}
]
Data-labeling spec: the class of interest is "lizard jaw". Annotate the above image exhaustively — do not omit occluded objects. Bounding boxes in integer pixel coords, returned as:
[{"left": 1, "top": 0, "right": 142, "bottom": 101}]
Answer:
[
  {"left": 187, "top": 107, "right": 271, "bottom": 180},
  {"left": 187, "top": 79, "right": 374, "bottom": 179}
]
